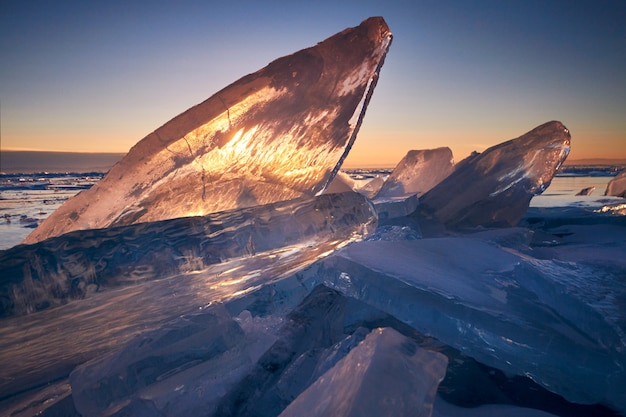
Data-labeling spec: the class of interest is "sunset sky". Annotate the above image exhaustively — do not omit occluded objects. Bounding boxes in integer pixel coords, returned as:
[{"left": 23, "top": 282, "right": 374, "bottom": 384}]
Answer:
[{"left": 1, "top": 0, "right": 625, "bottom": 167}]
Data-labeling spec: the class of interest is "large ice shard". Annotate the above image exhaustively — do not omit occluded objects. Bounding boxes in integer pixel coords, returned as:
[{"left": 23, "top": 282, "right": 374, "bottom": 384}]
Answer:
[
  {"left": 23, "top": 17, "right": 392, "bottom": 244},
  {"left": 605, "top": 169, "right": 626, "bottom": 197},
  {"left": 416, "top": 121, "right": 570, "bottom": 229},
  {"left": 279, "top": 327, "right": 448, "bottom": 417},
  {"left": 0, "top": 191, "right": 376, "bottom": 318},
  {"left": 376, "top": 147, "right": 454, "bottom": 198},
  {"left": 0, "top": 192, "right": 376, "bottom": 399}
]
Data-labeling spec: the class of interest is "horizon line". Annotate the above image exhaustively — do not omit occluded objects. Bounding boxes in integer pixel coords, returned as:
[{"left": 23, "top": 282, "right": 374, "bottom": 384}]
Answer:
[
  {"left": 1, "top": 148, "right": 127, "bottom": 154},
  {"left": 3, "top": 148, "right": 626, "bottom": 168}
]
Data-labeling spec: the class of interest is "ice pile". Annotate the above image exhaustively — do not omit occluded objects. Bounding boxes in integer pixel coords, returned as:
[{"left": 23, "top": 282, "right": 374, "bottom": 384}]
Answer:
[
  {"left": 303, "top": 231, "right": 626, "bottom": 412},
  {"left": 68, "top": 287, "right": 448, "bottom": 417},
  {"left": 22, "top": 16, "right": 392, "bottom": 244},
  {"left": 4, "top": 117, "right": 624, "bottom": 416},
  {"left": 2, "top": 15, "right": 625, "bottom": 417}
]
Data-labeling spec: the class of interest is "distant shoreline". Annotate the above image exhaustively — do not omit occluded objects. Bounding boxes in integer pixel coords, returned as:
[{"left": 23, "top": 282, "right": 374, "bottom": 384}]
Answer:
[
  {"left": 562, "top": 158, "right": 626, "bottom": 167},
  {"left": 0, "top": 151, "right": 125, "bottom": 174},
  {"left": 2, "top": 150, "right": 625, "bottom": 174}
]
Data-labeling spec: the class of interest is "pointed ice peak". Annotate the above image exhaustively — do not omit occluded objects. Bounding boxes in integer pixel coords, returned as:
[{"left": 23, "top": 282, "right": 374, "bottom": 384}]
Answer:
[
  {"left": 376, "top": 147, "right": 455, "bottom": 199},
  {"left": 605, "top": 170, "right": 626, "bottom": 198},
  {"left": 279, "top": 327, "right": 448, "bottom": 417},
  {"left": 417, "top": 121, "right": 571, "bottom": 229},
  {"left": 23, "top": 17, "right": 392, "bottom": 244}
]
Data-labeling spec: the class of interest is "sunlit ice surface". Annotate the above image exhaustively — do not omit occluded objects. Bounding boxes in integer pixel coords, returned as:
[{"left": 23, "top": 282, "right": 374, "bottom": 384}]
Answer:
[
  {"left": 1, "top": 192, "right": 376, "bottom": 318},
  {"left": 23, "top": 17, "right": 392, "bottom": 245},
  {"left": 418, "top": 121, "right": 571, "bottom": 229},
  {"left": 595, "top": 202, "right": 626, "bottom": 215}
]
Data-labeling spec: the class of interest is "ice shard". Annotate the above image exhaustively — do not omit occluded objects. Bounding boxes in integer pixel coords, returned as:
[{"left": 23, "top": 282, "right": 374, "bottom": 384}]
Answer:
[
  {"left": 575, "top": 186, "right": 595, "bottom": 196},
  {"left": 325, "top": 172, "right": 386, "bottom": 199},
  {"left": 279, "top": 327, "right": 448, "bottom": 417},
  {"left": 416, "top": 121, "right": 570, "bottom": 229},
  {"left": 68, "top": 285, "right": 445, "bottom": 417},
  {"left": 376, "top": 147, "right": 454, "bottom": 198},
  {"left": 323, "top": 171, "right": 357, "bottom": 194},
  {"left": 605, "top": 169, "right": 626, "bottom": 198},
  {"left": 0, "top": 191, "right": 377, "bottom": 318},
  {"left": 358, "top": 176, "right": 385, "bottom": 199},
  {"left": 23, "top": 17, "right": 392, "bottom": 244}
]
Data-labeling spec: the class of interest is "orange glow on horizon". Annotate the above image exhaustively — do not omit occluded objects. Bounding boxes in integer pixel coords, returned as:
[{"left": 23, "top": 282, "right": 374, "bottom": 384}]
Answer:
[{"left": 3, "top": 127, "right": 625, "bottom": 169}]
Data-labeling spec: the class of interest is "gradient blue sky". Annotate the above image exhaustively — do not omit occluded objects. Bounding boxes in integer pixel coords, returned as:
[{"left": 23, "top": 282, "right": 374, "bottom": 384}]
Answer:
[{"left": 1, "top": 0, "right": 625, "bottom": 167}]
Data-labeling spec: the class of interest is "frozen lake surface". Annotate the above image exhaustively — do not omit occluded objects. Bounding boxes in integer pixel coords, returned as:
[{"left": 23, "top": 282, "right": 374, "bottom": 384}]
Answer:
[
  {"left": 1, "top": 171, "right": 625, "bottom": 416},
  {"left": 0, "top": 172, "right": 103, "bottom": 250}
]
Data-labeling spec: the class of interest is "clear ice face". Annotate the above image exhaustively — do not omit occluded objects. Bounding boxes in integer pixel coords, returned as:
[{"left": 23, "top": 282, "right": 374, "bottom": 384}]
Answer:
[
  {"left": 302, "top": 232, "right": 626, "bottom": 413},
  {"left": 23, "top": 17, "right": 392, "bottom": 244},
  {"left": 68, "top": 286, "right": 448, "bottom": 417},
  {"left": 417, "top": 121, "right": 571, "bottom": 229},
  {"left": 279, "top": 327, "right": 448, "bottom": 417},
  {"left": 69, "top": 303, "right": 255, "bottom": 417},
  {"left": 0, "top": 191, "right": 377, "bottom": 318}
]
